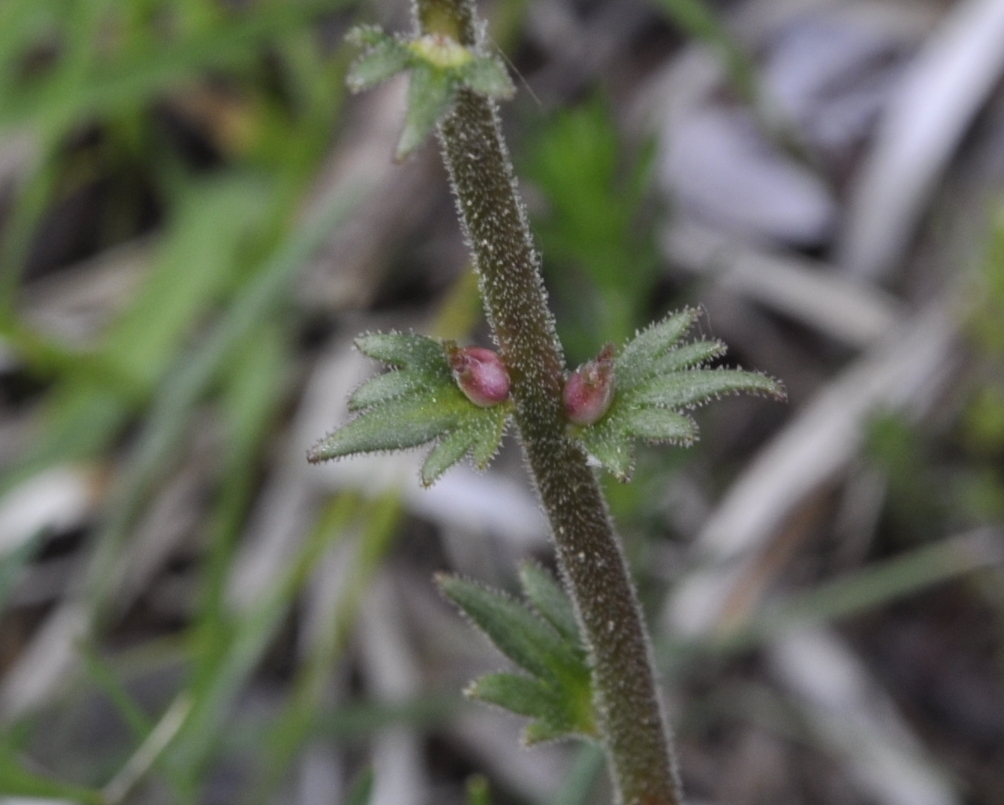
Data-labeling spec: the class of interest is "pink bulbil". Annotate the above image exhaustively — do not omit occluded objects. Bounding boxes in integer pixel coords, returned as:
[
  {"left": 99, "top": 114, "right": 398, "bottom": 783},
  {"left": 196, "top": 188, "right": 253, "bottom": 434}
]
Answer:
[
  {"left": 563, "top": 343, "right": 616, "bottom": 425},
  {"left": 446, "top": 343, "right": 510, "bottom": 407}
]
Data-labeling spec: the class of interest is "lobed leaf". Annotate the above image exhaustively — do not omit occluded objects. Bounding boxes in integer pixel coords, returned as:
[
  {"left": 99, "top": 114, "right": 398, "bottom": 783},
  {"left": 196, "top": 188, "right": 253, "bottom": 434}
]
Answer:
[
  {"left": 469, "top": 402, "right": 511, "bottom": 469},
  {"left": 618, "top": 406, "right": 698, "bottom": 444},
  {"left": 354, "top": 332, "right": 449, "bottom": 372},
  {"left": 632, "top": 368, "right": 786, "bottom": 410},
  {"left": 518, "top": 562, "right": 580, "bottom": 644},
  {"left": 460, "top": 56, "right": 515, "bottom": 99},
  {"left": 653, "top": 338, "right": 726, "bottom": 374},
  {"left": 421, "top": 425, "right": 479, "bottom": 487},
  {"left": 577, "top": 417, "right": 637, "bottom": 481},
  {"left": 617, "top": 308, "right": 700, "bottom": 387},
  {"left": 522, "top": 717, "right": 576, "bottom": 746},
  {"left": 436, "top": 575, "right": 583, "bottom": 681},
  {"left": 346, "top": 24, "right": 390, "bottom": 48},
  {"left": 468, "top": 672, "right": 565, "bottom": 720},
  {"left": 308, "top": 394, "right": 464, "bottom": 462},
  {"left": 314, "top": 332, "right": 512, "bottom": 481},
  {"left": 347, "top": 36, "right": 413, "bottom": 93},
  {"left": 397, "top": 63, "right": 456, "bottom": 160},
  {"left": 468, "top": 672, "right": 588, "bottom": 745},
  {"left": 421, "top": 399, "right": 511, "bottom": 485},
  {"left": 568, "top": 308, "right": 786, "bottom": 478},
  {"left": 348, "top": 368, "right": 441, "bottom": 411}
]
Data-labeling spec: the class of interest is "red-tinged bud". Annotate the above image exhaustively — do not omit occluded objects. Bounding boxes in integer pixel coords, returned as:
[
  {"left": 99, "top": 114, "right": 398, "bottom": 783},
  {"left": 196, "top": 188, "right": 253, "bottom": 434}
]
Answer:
[
  {"left": 563, "top": 343, "right": 616, "bottom": 425},
  {"left": 445, "top": 342, "right": 510, "bottom": 407}
]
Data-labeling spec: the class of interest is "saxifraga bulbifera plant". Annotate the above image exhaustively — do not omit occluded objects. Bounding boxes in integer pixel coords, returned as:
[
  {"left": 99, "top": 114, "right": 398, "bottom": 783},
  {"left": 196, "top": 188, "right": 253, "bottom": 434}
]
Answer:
[{"left": 308, "top": 2, "right": 785, "bottom": 803}]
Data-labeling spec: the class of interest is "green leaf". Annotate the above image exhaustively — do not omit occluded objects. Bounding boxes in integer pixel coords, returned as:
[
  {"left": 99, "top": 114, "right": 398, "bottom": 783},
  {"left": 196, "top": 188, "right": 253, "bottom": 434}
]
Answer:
[
  {"left": 578, "top": 418, "right": 637, "bottom": 481},
  {"left": 568, "top": 308, "right": 785, "bottom": 478},
  {"left": 522, "top": 716, "right": 581, "bottom": 746},
  {"left": 347, "top": 35, "right": 413, "bottom": 93},
  {"left": 469, "top": 672, "right": 584, "bottom": 744},
  {"left": 313, "top": 332, "right": 512, "bottom": 480},
  {"left": 309, "top": 393, "right": 465, "bottom": 462},
  {"left": 397, "top": 63, "right": 456, "bottom": 160},
  {"left": 422, "top": 426, "right": 479, "bottom": 487},
  {"left": 346, "top": 24, "right": 391, "bottom": 48},
  {"left": 439, "top": 573, "right": 596, "bottom": 743},
  {"left": 617, "top": 307, "right": 701, "bottom": 388},
  {"left": 518, "top": 562, "right": 580, "bottom": 644},
  {"left": 654, "top": 339, "right": 726, "bottom": 373},
  {"left": 619, "top": 407, "right": 698, "bottom": 444},
  {"left": 421, "top": 400, "right": 512, "bottom": 485},
  {"left": 0, "top": 751, "right": 104, "bottom": 805},
  {"left": 436, "top": 575, "right": 582, "bottom": 681},
  {"left": 470, "top": 670, "right": 595, "bottom": 745},
  {"left": 355, "top": 331, "right": 450, "bottom": 372},
  {"left": 468, "top": 672, "right": 565, "bottom": 719},
  {"left": 348, "top": 368, "right": 435, "bottom": 411},
  {"left": 633, "top": 368, "right": 785, "bottom": 409},
  {"left": 460, "top": 56, "right": 515, "bottom": 99},
  {"left": 469, "top": 403, "right": 510, "bottom": 469}
]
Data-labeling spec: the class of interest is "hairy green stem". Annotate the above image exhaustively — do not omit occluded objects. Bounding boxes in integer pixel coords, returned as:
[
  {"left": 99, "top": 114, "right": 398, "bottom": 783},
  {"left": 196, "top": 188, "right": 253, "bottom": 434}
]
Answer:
[{"left": 415, "top": 2, "right": 682, "bottom": 802}]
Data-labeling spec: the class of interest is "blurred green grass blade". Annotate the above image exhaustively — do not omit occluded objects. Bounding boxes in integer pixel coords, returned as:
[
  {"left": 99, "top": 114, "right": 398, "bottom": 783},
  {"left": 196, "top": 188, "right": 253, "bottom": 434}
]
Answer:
[
  {"left": 0, "top": 386, "right": 128, "bottom": 498},
  {"left": 663, "top": 529, "right": 1004, "bottom": 664},
  {"left": 748, "top": 529, "right": 1004, "bottom": 644},
  {"left": 250, "top": 494, "right": 403, "bottom": 803},
  {"left": 0, "top": 3, "right": 57, "bottom": 100},
  {"left": 195, "top": 322, "right": 289, "bottom": 649},
  {"left": 465, "top": 774, "right": 491, "bottom": 805},
  {"left": 0, "top": 0, "right": 357, "bottom": 132},
  {"left": 0, "top": 0, "right": 117, "bottom": 297},
  {"left": 0, "top": 313, "right": 144, "bottom": 399},
  {"left": 219, "top": 321, "right": 289, "bottom": 461},
  {"left": 221, "top": 694, "right": 461, "bottom": 754},
  {"left": 101, "top": 693, "right": 194, "bottom": 805},
  {"left": 83, "top": 180, "right": 364, "bottom": 618},
  {"left": 313, "top": 694, "right": 461, "bottom": 738},
  {"left": 167, "top": 494, "right": 360, "bottom": 779},
  {"left": 80, "top": 643, "right": 155, "bottom": 741},
  {"left": 0, "top": 528, "right": 44, "bottom": 613},
  {"left": 649, "top": 0, "right": 758, "bottom": 108},
  {"left": 0, "top": 750, "right": 105, "bottom": 805},
  {"left": 104, "top": 176, "right": 273, "bottom": 390},
  {"left": 346, "top": 767, "right": 375, "bottom": 805},
  {"left": 79, "top": 645, "right": 191, "bottom": 800},
  {"left": 2, "top": 173, "right": 295, "bottom": 497},
  {"left": 0, "top": 137, "right": 57, "bottom": 308}
]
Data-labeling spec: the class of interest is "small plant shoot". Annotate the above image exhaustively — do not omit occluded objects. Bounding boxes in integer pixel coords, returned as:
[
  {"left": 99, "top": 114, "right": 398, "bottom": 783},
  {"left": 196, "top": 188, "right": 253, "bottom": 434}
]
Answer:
[
  {"left": 308, "top": 333, "right": 512, "bottom": 487},
  {"left": 570, "top": 308, "right": 785, "bottom": 481},
  {"left": 311, "top": 5, "right": 786, "bottom": 804},
  {"left": 438, "top": 564, "right": 597, "bottom": 745},
  {"left": 345, "top": 24, "right": 514, "bottom": 160}
]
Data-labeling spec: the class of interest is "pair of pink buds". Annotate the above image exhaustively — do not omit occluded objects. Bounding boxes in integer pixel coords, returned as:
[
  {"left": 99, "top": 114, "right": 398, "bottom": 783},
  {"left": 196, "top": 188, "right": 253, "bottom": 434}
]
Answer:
[{"left": 446, "top": 342, "right": 615, "bottom": 425}]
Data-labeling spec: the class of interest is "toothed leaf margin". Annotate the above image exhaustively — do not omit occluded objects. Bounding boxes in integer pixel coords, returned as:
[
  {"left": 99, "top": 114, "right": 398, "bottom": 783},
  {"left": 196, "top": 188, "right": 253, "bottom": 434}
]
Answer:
[
  {"left": 571, "top": 308, "right": 786, "bottom": 480},
  {"left": 437, "top": 570, "right": 596, "bottom": 744},
  {"left": 308, "top": 332, "right": 512, "bottom": 486}
]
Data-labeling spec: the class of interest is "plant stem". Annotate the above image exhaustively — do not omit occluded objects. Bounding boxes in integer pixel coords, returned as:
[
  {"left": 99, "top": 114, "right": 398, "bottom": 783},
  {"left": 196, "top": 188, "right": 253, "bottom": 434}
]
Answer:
[{"left": 415, "top": 2, "right": 683, "bottom": 802}]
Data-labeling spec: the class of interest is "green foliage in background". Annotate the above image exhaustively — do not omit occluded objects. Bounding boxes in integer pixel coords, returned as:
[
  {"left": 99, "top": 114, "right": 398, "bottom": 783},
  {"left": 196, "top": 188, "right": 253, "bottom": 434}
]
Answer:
[{"left": 524, "top": 98, "right": 659, "bottom": 363}]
